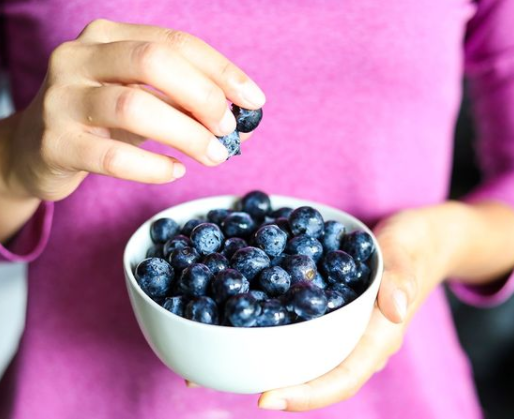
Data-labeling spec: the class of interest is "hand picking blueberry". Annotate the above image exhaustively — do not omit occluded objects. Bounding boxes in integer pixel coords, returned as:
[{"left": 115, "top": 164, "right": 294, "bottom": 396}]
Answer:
[
  {"left": 217, "top": 130, "right": 241, "bottom": 158},
  {"left": 136, "top": 191, "right": 376, "bottom": 328},
  {"left": 231, "top": 105, "right": 263, "bottom": 133}
]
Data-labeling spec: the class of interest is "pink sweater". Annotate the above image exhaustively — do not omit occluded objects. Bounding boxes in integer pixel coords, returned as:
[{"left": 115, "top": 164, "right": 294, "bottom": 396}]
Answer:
[{"left": 2, "top": 1, "right": 514, "bottom": 418}]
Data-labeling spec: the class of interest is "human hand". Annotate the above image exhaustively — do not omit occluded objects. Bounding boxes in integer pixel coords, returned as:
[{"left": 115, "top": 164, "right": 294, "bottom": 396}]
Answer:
[
  {"left": 4, "top": 19, "right": 265, "bottom": 201},
  {"left": 258, "top": 207, "right": 449, "bottom": 411}
]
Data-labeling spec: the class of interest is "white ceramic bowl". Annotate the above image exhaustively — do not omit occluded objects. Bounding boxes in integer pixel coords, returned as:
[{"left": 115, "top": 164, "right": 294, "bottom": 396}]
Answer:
[{"left": 124, "top": 195, "right": 383, "bottom": 394}]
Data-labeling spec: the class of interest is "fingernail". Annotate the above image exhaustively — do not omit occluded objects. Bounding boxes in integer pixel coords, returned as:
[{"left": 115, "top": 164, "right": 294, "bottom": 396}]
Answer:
[
  {"left": 392, "top": 289, "right": 408, "bottom": 321},
  {"left": 242, "top": 81, "right": 266, "bottom": 108},
  {"left": 218, "top": 107, "right": 236, "bottom": 134},
  {"left": 207, "top": 137, "right": 229, "bottom": 163},
  {"left": 172, "top": 163, "right": 186, "bottom": 179},
  {"left": 259, "top": 397, "right": 287, "bottom": 411}
]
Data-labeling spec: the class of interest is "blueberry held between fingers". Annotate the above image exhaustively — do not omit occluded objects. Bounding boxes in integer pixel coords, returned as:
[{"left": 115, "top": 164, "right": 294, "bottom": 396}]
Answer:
[
  {"left": 321, "top": 220, "right": 346, "bottom": 252},
  {"left": 258, "top": 266, "right": 291, "bottom": 297},
  {"left": 286, "top": 234, "right": 323, "bottom": 262},
  {"left": 342, "top": 231, "right": 375, "bottom": 262},
  {"left": 163, "top": 235, "right": 192, "bottom": 259},
  {"left": 210, "top": 269, "right": 250, "bottom": 304},
  {"left": 288, "top": 206, "right": 324, "bottom": 238},
  {"left": 185, "top": 297, "right": 219, "bottom": 325},
  {"left": 321, "top": 250, "right": 358, "bottom": 286},
  {"left": 222, "top": 237, "right": 247, "bottom": 259},
  {"left": 217, "top": 130, "right": 241, "bottom": 158},
  {"left": 225, "top": 294, "right": 261, "bottom": 327},
  {"left": 222, "top": 212, "right": 256, "bottom": 238},
  {"left": 231, "top": 246, "right": 271, "bottom": 281},
  {"left": 287, "top": 281, "right": 328, "bottom": 320},
  {"left": 282, "top": 254, "right": 317, "bottom": 284},
  {"left": 256, "top": 299, "right": 288, "bottom": 327},
  {"left": 202, "top": 252, "right": 229, "bottom": 275},
  {"left": 177, "top": 263, "right": 213, "bottom": 297},
  {"left": 240, "top": 191, "right": 271, "bottom": 221},
  {"left": 135, "top": 258, "right": 174, "bottom": 300},
  {"left": 150, "top": 218, "right": 180, "bottom": 243},
  {"left": 253, "top": 225, "right": 288, "bottom": 257},
  {"left": 163, "top": 296, "right": 188, "bottom": 317},
  {"left": 181, "top": 219, "right": 203, "bottom": 237},
  {"left": 190, "top": 223, "right": 224, "bottom": 256},
  {"left": 231, "top": 105, "right": 263, "bottom": 133},
  {"left": 169, "top": 246, "right": 200, "bottom": 271}
]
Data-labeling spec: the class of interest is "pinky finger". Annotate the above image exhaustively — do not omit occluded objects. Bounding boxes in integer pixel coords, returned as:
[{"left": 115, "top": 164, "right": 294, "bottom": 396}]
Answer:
[{"left": 65, "top": 132, "right": 186, "bottom": 183}]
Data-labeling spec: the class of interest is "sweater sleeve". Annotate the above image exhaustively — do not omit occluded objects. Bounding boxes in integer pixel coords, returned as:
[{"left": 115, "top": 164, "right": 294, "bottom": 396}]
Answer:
[
  {"left": 449, "top": 0, "right": 514, "bottom": 307},
  {"left": 0, "top": 201, "right": 54, "bottom": 263}
]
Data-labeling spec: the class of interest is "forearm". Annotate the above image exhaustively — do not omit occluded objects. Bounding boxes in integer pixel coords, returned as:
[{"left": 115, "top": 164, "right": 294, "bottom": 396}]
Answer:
[
  {"left": 0, "top": 114, "right": 41, "bottom": 243},
  {"left": 427, "top": 200, "right": 514, "bottom": 285}
]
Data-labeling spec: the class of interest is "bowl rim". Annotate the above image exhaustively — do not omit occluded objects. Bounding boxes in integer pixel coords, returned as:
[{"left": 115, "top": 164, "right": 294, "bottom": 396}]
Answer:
[{"left": 123, "top": 194, "right": 384, "bottom": 333}]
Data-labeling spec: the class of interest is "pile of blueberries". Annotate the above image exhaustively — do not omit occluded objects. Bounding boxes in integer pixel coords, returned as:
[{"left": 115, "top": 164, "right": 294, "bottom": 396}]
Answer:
[
  {"left": 217, "top": 105, "right": 263, "bottom": 158},
  {"left": 135, "top": 191, "right": 375, "bottom": 327}
]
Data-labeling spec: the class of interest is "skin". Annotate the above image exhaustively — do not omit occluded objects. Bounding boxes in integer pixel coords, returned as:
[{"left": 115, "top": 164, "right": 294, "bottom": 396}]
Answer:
[{"left": 2, "top": 19, "right": 514, "bottom": 413}]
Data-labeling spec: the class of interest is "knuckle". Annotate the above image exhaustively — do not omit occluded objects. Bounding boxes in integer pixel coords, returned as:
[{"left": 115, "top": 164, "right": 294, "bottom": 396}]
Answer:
[
  {"left": 131, "top": 42, "right": 163, "bottom": 77},
  {"left": 100, "top": 145, "right": 122, "bottom": 176},
  {"left": 49, "top": 41, "right": 76, "bottom": 71},
  {"left": 202, "top": 84, "right": 226, "bottom": 115},
  {"left": 219, "top": 60, "right": 245, "bottom": 85},
  {"left": 163, "top": 29, "right": 191, "bottom": 50},
  {"left": 80, "top": 18, "right": 112, "bottom": 41},
  {"left": 114, "top": 89, "right": 139, "bottom": 123}
]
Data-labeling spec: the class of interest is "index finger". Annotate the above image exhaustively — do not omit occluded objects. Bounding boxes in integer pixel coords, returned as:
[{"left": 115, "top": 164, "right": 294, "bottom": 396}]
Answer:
[{"left": 78, "top": 19, "right": 266, "bottom": 109}]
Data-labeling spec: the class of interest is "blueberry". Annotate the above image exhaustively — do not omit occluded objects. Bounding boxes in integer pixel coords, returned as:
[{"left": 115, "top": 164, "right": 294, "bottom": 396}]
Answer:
[
  {"left": 231, "top": 105, "right": 263, "bottom": 133},
  {"left": 202, "top": 252, "right": 229, "bottom": 275},
  {"left": 217, "top": 130, "right": 241, "bottom": 158},
  {"left": 231, "top": 246, "right": 271, "bottom": 281},
  {"left": 353, "top": 261, "right": 372, "bottom": 292},
  {"left": 271, "top": 207, "right": 293, "bottom": 219},
  {"left": 163, "top": 235, "right": 192, "bottom": 258},
  {"left": 135, "top": 258, "right": 174, "bottom": 300},
  {"left": 256, "top": 299, "right": 288, "bottom": 327},
  {"left": 225, "top": 294, "right": 261, "bottom": 327},
  {"left": 342, "top": 231, "right": 375, "bottom": 262},
  {"left": 321, "top": 250, "right": 358, "bottom": 286},
  {"left": 177, "top": 263, "right": 213, "bottom": 297},
  {"left": 150, "top": 218, "right": 180, "bottom": 243},
  {"left": 146, "top": 244, "right": 164, "bottom": 259},
  {"left": 258, "top": 266, "right": 291, "bottom": 296},
  {"left": 312, "top": 272, "right": 328, "bottom": 290},
  {"left": 330, "top": 283, "right": 358, "bottom": 304},
  {"left": 282, "top": 254, "right": 317, "bottom": 284},
  {"left": 207, "top": 208, "right": 233, "bottom": 226},
  {"left": 210, "top": 269, "right": 250, "bottom": 304},
  {"left": 222, "top": 212, "right": 256, "bottom": 238},
  {"left": 169, "top": 246, "right": 200, "bottom": 271},
  {"left": 240, "top": 191, "right": 271, "bottom": 221},
  {"left": 321, "top": 221, "right": 346, "bottom": 252},
  {"left": 249, "top": 289, "right": 269, "bottom": 301},
  {"left": 287, "top": 281, "right": 328, "bottom": 320},
  {"left": 181, "top": 219, "right": 203, "bottom": 237},
  {"left": 185, "top": 297, "right": 219, "bottom": 325},
  {"left": 222, "top": 237, "right": 247, "bottom": 259},
  {"left": 285, "top": 234, "right": 323, "bottom": 263},
  {"left": 270, "top": 253, "right": 288, "bottom": 267},
  {"left": 288, "top": 206, "right": 324, "bottom": 238},
  {"left": 253, "top": 225, "right": 288, "bottom": 257},
  {"left": 325, "top": 289, "right": 347, "bottom": 313},
  {"left": 260, "top": 218, "right": 292, "bottom": 239},
  {"left": 190, "top": 223, "right": 224, "bottom": 256},
  {"left": 163, "top": 296, "right": 188, "bottom": 316}
]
